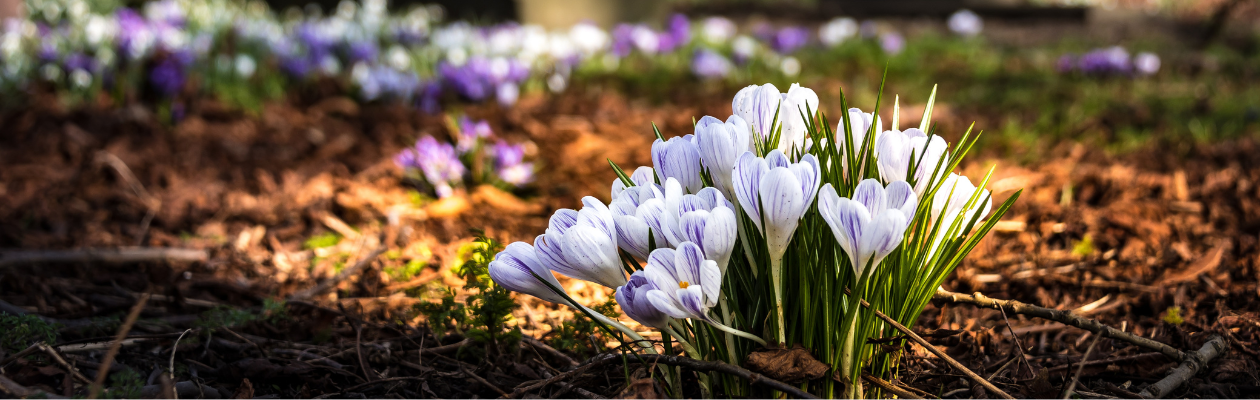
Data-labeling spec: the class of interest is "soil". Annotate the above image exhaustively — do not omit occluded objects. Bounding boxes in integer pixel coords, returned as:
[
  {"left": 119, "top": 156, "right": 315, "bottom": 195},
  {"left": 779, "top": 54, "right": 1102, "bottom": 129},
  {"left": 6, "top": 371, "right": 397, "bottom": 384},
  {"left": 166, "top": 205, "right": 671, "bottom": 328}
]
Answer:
[{"left": 1, "top": 85, "right": 1258, "bottom": 398}]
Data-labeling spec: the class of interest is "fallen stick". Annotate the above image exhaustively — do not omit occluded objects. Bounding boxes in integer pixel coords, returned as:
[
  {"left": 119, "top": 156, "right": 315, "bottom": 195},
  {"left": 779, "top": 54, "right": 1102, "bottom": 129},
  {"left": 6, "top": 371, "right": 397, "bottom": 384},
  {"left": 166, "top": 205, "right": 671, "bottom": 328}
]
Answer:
[
  {"left": 88, "top": 292, "right": 150, "bottom": 399},
  {"left": 523, "top": 336, "right": 579, "bottom": 367},
  {"left": 934, "top": 289, "right": 1187, "bottom": 362},
  {"left": 862, "top": 297, "right": 1016, "bottom": 400},
  {"left": 288, "top": 246, "right": 386, "bottom": 301},
  {"left": 0, "top": 248, "right": 208, "bottom": 267},
  {"left": 862, "top": 373, "right": 926, "bottom": 399},
  {"left": 1061, "top": 332, "right": 1103, "bottom": 399},
  {"left": 37, "top": 342, "right": 94, "bottom": 385},
  {"left": 1138, "top": 336, "right": 1228, "bottom": 399}
]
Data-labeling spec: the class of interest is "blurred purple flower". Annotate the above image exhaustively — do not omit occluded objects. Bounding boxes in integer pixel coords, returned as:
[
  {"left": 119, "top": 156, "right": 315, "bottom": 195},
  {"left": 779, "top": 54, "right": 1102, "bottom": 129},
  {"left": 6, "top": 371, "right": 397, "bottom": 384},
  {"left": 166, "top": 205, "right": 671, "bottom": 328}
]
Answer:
[
  {"left": 658, "top": 14, "right": 690, "bottom": 52},
  {"left": 149, "top": 57, "right": 185, "bottom": 97},
  {"left": 880, "top": 32, "right": 904, "bottom": 55},
  {"left": 345, "top": 41, "right": 379, "bottom": 64},
  {"left": 356, "top": 65, "right": 420, "bottom": 101},
  {"left": 772, "top": 26, "right": 809, "bottom": 54},
  {"left": 611, "top": 24, "right": 635, "bottom": 57},
  {"left": 396, "top": 136, "right": 466, "bottom": 198},
  {"left": 691, "top": 48, "right": 732, "bottom": 79},
  {"left": 456, "top": 116, "right": 493, "bottom": 153},
  {"left": 492, "top": 140, "right": 534, "bottom": 186}
]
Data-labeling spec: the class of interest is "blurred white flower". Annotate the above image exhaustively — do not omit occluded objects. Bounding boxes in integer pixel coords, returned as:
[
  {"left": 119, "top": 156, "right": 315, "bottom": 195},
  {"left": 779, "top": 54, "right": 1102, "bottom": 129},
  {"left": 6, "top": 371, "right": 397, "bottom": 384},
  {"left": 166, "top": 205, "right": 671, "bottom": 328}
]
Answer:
[
  {"left": 1134, "top": 52, "right": 1160, "bottom": 76},
  {"left": 819, "top": 17, "right": 857, "bottom": 47},
  {"left": 780, "top": 56, "right": 801, "bottom": 77},
  {"left": 948, "top": 9, "right": 983, "bottom": 37},
  {"left": 700, "top": 17, "right": 736, "bottom": 44}
]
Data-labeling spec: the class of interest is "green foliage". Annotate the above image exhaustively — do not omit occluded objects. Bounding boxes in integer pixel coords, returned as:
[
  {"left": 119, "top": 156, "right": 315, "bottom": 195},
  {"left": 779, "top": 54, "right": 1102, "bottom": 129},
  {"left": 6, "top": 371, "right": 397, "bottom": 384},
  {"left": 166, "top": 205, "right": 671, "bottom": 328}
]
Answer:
[
  {"left": 194, "top": 307, "right": 257, "bottom": 330},
  {"left": 262, "top": 298, "right": 289, "bottom": 323},
  {"left": 0, "top": 313, "right": 59, "bottom": 352},
  {"left": 1163, "top": 306, "right": 1184, "bottom": 325},
  {"left": 546, "top": 298, "right": 622, "bottom": 358},
  {"left": 102, "top": 369, "right": 143, "bottom": 399},
  {"left": 415, "top": 232, "right": 521, "bottom": 348},
  {"left": 387, "top": 259, "right": 427, "bottom": 282},
  {"left": 303, "top": 232, "right": 341, "bottom": 250},
  {"left": 416, "top": 287, "right": 466, "bottom": 340},
  {"left": 1071, "top": 234, "right": 1095, "bottom": 257}
]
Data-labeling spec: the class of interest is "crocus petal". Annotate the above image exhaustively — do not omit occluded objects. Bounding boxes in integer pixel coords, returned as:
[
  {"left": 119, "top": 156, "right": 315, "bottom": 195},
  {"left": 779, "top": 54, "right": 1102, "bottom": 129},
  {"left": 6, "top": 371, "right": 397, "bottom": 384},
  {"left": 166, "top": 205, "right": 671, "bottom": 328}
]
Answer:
[
  {"left": 759, "top": 168, "right": 805, "bottom": 258},
  {"left": 675, "top": 285, "right": 710, "bottom": 320},
  {"left": 698, "top": 259, "right": 721, "bottom": 308},
  {"left": 489, "top": 242, "right": 567, "bottom": 304},
  {"left": 733, "top": 151, "right": 767, "bottom": 232},
  {"left": 673, "top": 242, "right": 706, "bottom": 287},
  {"left": 647, "top": 290, "right": 691, "bottom": 319},
  {"left": 817, "top": 184, "right": 868, "bottom": 274},
  {"left": 792, "top": 154, "right": 821, "bottom": 204},
  {"left": 630, "top": 166, "right": 656, "bottom": 187},
  {"left": 852, "top": 179, "right": 888, "bottom": 216},
  {"left": 859, "top": 210, "right": 908, "bottom": 273},
  {"left": 547, "top": 209, "right": 580, "bottom": 236},
  {"left": 617, "top": 272, "right": 670, "bottom": 329},
  {"left": 577, "top": 197, "right": 615, "bottom": 238},
  {"left": 560, "top": 225, "right": 626, "bottom": 288},
  {"left": 886, "top": 180, "right": 918, "bottom": 218},
  {"left": 614, "top": 214, "right": 651, "bottom": 260},
  {"left": 702, "top": 207, "right": 737, "bottom": 271},
  {"left": 534, "top": 233, "right": 572, "bottom": 273}
]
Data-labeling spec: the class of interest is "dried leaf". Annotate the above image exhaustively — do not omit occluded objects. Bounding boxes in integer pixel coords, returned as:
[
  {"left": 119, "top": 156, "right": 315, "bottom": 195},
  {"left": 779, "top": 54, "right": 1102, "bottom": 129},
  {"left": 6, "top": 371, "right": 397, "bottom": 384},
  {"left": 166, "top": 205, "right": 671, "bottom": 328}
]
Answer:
[{"left": 744, "top": 344, "right": 829, "bottom": 383}]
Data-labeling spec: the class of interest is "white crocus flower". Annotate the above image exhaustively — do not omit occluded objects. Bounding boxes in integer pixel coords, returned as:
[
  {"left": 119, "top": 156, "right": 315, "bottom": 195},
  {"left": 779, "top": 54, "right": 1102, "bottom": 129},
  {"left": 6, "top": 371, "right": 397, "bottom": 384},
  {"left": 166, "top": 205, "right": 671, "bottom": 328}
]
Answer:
[
  {"left": 696, "top": 114, "right": 752, "bottom": 200},
  {"left": 731, "top": 149, "right": 820, "bottom": 342},
  {"left": 875, "top": 127, "right": 949, "bottom": 196},
  {"left": 533, "top": 197, "right": 626, "bottom": 288},
  {"left": 657, "top": 178, "right": 737, "bottom": 270},
  {"left": 818, "top": 179, "right": 918, "bottom": 277},
  {"left": 731, "top": 83, "right": 819, "bottom": 153},
  {"left": 642, "top": 242, "right": 767, "bottom": 345},
  {"left": 491, "top": 241, "right": 655, "bottom": 351},
  {"left": 652, "top": 135, "right": 704, "bottom": 194}
]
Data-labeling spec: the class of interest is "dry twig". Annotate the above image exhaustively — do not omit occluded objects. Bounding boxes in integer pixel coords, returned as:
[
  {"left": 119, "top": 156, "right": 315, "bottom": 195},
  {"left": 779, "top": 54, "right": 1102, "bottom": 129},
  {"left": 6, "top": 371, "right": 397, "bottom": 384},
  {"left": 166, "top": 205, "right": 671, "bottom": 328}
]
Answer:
[
  {"left": 933, "top": 289, "right": 1187, "bottom": 362},
  {"left": 1062, "top": 331, "right": 1103, "bottom": 399},
  {"left": 1138, "top": 336, "right": 1228, "bottom": 398},
  {"left": 862, "top": 297, "right": 1016, "bottom": 400},
  {"left": 862, "top": 373, "right": 927, "bottom": 399},
  {"left": 0, "top": 248, "right": 208, "bottom": 267},
  {"left": 288, "top": 246, "right": 386, "bottom": 301},
  {"left": 88, "top": 292, "right": 150, "bottom": 399}
]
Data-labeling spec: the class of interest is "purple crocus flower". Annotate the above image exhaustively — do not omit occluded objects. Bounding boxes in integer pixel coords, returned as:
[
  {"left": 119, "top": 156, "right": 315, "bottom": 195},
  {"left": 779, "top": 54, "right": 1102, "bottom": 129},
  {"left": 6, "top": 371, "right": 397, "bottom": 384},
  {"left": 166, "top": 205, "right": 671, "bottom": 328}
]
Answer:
[
  {"left": 149, "top": 57, "right": 185, "bottom": 97},
  {"left": 345, "top": 41, "right": 379, "bottom": 64},
  {"left": 659, "top": 14, "right": 690, "bottom": 53},
  {"left": 772, "top": 26, "right": 810, "bottom": 54},
  {"left": 492, "top": 140, "right": 534, "bottom": 186},
  {"left": 357, "top": 65, "right": 420, "bottom": 101},
  {"left": 456, "top": 117, "right": 493, "bottom": 153},
  {"left": 396, "top": 136, "right": 466, "bottom": 198},
  {"left": 880, "top": 32, "right": 904, "bottom": 55},
  {"left": 611, "top": 24, "right": 635, "bottom": 57},
  {"left": 691, "top": 49, "right": 732, "bottom": 79}
]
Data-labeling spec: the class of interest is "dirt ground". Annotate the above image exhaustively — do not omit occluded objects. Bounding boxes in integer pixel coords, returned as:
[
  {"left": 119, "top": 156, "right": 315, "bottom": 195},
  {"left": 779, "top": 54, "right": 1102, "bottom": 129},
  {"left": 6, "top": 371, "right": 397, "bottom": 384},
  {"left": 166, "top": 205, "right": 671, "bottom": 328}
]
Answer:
[{"left": 1, "top": 85, "right": 1258, "bottom": 398}]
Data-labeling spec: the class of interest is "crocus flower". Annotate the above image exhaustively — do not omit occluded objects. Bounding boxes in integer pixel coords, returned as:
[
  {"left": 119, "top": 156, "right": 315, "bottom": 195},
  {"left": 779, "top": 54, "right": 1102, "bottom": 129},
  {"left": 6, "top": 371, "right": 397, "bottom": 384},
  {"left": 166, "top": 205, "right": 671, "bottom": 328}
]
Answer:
[
  {"left": 611, "top": 166, "right": 659, "bottom": 200},
  {"left": 652, "top": 135, "right": 704, "bottom": 194},
  {"left": 643, "top": 243, "right": 721, "bottom": 322},
  {"left": 691, "top": 48, "right": 732, "bottom": 79},
  {"left": 874, "top": 128, "right": 949, "bottom": 196},
  {"left": 658, "top": 178, "right": 736, "bottom": 258},
  {"left": 732, "top": 83, "right": 818, "bottom": 153},
  {"left": 396, "top": 136, "right": 465, "bottom": 198},
  {"left": 149, "top": 57, "right": 185, "bottom": 97},
  {"left": 1134, "top": 52, "right": 1160, "bottom": 76},
  {"left": 931, "top": 173, "right": 992, "bottom": 224},
  {"left": 880, "top": 32, "right": 904, "bottom": 55},
  {"left": 616, "top": 271, "right": 671, "bottom": 329},
  {"left": 817, "top": 179, "right": 917, "bottom": 277},
  {"left": 732, "top": 150, "right": 821, "bottom": 260},
  {"left": 456, "top": 117, "right": 493, "bottom": 153},
  {"left": 771, "top": 26, "right": 810, "bottom": 54},
  {"left": 695, "top": 114, "right": 751, "bottom": 199},
  {"left": 492, "top": 141, "right": 534, "bottom": 186},
  {"left": 534, "top": 197, "right": 627, "bottom": 288},
  {"left": 489, "top": 242, "right": 567, "bottom": 304},
  {"left": 731, "top": 35, "right": 757, "bottom": 63},
  {"left": 819, "top": 17, "right": 857, "bottom": 47},
  {"left": 610, "top": 183, "right": 667, "bottom": 260},
  {"left": 948, "top": 10, "right": 983, "bottom": 37},
  {"left": 700, "top": 17, "right": 736, "bottom": 45}
]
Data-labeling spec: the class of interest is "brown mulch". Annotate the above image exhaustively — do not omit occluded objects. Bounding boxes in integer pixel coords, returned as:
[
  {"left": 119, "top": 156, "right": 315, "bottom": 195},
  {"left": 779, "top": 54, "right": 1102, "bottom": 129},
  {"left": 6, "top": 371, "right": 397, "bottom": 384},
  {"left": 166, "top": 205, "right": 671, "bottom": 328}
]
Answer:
[{"left": 1, "top": 85, "right": 1258, "bottom": 398}]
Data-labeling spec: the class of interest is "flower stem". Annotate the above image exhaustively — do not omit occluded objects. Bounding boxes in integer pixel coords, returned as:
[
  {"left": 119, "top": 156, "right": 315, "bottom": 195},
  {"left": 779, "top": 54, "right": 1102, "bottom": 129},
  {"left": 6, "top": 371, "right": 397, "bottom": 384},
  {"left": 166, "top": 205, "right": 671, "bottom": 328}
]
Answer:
[
  {"left": 707, "top": 319, "right": 768, "bottom": 346},
  {"left": 770, "top": 256, "right": 785, "bottom": 344},
  {"left": 585, "top": 306, "right": 657, "bottom": 354}
]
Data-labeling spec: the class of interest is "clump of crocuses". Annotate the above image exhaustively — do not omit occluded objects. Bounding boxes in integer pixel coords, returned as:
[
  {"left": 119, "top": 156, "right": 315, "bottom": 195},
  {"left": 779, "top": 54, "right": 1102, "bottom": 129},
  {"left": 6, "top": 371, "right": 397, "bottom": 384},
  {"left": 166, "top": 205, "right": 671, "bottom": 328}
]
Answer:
[
  {"left": 1058, "top": 46, "right": 1160, "bottom": 77},
  {"left": 395, "top": 115, "right": 535, "bottom": 198},
  {"left": 489, "top": 82, "right": 1018, "bottom": 398}
]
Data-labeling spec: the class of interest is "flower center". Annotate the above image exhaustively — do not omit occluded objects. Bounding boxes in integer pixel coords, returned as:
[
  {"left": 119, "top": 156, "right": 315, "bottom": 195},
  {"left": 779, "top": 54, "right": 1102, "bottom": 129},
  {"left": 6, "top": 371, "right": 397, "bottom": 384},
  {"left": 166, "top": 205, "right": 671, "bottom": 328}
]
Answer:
[{"left": 678, "top": 281, "right": 690, "bottom": 289}]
